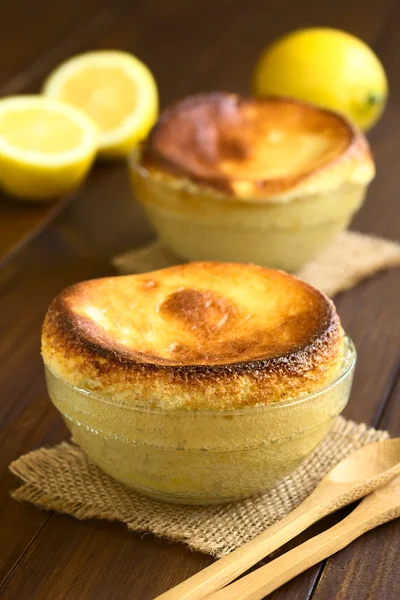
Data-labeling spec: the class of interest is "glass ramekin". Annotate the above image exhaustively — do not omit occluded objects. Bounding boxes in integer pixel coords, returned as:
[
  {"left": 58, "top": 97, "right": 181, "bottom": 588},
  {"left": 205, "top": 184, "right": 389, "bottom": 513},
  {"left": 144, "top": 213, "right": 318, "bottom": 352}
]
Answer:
[
  {"left": 129, "top": 148, "right": 373, "bottom": 272},
  {"left": 45, "top": 337, "right": 356, "bottom": 505}
]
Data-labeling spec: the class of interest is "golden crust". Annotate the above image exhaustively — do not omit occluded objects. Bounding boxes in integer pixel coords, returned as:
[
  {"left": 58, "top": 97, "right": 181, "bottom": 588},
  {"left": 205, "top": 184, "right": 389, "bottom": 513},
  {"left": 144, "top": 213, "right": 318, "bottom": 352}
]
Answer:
[
  {"left": 139, "top": 93, "right": 373, "bottom": 199},
  {"left": 42, "top": 262, "right": 344, "bottom": 410}
]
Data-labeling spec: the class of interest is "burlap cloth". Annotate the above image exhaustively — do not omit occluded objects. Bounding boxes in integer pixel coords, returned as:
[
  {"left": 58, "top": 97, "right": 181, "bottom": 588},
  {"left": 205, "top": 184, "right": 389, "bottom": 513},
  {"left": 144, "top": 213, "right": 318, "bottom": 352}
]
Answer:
[
  {"left": 10, "top": 417, "right": 388, "bottom": 557},
  {"left": 112, "top": 231, "right": 400, "bottom": 297},
  {"left": 10, "top": 230, "right": 399, "bottom": 556}
]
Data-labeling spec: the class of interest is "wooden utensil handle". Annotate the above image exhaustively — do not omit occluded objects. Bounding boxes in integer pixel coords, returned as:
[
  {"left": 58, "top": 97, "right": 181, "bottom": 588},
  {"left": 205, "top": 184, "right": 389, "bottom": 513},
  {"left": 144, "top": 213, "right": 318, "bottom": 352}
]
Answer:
[
  {"left": 154, "top": 497, "right": 324, "bottom": 600},
  {"left": 205, "top": 509, "right": 391, "bottom": 600}
]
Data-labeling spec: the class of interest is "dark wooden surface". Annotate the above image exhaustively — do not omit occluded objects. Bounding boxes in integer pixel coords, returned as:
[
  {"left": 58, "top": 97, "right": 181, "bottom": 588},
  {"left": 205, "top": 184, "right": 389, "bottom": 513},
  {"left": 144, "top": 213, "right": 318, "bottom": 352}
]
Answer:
[{"left": 0, "top": 1, "right": 399, "bottom": 599}]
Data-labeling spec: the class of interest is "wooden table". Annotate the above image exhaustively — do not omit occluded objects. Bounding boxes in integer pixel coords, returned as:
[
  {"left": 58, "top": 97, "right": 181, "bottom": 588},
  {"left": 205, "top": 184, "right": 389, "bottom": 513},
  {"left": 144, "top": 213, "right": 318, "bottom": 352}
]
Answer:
[{"left": 0, "top": 1, "right": 399, "bottom": 598}]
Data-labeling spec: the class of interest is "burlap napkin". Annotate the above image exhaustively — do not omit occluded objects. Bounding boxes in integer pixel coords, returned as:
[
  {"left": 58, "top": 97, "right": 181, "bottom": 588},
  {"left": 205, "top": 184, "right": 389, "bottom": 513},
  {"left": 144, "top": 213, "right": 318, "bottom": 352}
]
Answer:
[
  {"left": 112, "top": 231, "right": 400, "bottom": 296},
  {"left": 11, "top": 416, "right": 387, "bottom": 557}
]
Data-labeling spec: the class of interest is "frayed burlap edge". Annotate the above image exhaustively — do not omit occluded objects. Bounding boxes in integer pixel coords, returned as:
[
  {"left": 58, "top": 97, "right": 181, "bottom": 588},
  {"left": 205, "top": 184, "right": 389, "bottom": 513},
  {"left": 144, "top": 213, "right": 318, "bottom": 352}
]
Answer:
[
  {"left": 10, "top": 416, "right": 388, "bottom": 558},
  {"left": 112, "top": 231, "right": 400, "bottom": 297}
]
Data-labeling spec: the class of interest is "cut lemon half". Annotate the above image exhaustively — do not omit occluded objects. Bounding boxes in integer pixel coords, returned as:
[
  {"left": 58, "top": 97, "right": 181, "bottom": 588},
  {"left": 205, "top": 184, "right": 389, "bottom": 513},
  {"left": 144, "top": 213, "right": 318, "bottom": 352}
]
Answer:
[
  {"left": 0, "top": 96, "right": 98, "bottom": 200},
  {"left": 43, "top": 50, "right": 159, "bottom": 158}
]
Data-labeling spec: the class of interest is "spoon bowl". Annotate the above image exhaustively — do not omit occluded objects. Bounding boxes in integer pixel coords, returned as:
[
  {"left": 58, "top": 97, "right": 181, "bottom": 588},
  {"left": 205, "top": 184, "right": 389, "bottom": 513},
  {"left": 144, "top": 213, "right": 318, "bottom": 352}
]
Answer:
[{"left": 326, "top": 437, "right": 400, "bottom": 484}]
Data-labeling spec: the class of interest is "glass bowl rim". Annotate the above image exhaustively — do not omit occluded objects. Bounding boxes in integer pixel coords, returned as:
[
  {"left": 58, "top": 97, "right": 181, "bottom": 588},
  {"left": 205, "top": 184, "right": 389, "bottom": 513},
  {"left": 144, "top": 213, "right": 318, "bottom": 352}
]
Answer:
[
  {"left": 128, "top": 143, "right": 373, "bottom": 207},
  {"left": 45, "top": 336, "right": 356, "bottom": 416}
]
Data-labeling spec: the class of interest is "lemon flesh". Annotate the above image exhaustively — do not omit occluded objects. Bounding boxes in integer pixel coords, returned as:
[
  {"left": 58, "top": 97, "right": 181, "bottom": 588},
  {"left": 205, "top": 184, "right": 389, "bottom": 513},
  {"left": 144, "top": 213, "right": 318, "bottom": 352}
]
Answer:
[
  {"left": 0, "top": 107, "right": 84, "bottom": 153},
  {"left": 0, "top": 96, "right": 98, "bottom": 201},
  {"left": 253, "top": 28, "right": 388, "bottom": 131},
  {"left": 43, "top": 51, "right": 159, "bottom": 158}
]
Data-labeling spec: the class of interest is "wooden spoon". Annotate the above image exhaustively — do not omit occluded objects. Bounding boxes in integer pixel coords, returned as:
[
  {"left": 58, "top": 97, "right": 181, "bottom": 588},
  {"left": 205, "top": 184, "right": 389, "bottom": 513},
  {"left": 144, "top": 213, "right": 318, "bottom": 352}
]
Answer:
[
  {"left": 155, "top": 438, "right": 400, "bottom": 600},
  {"left": 206, "top": 474, "right": 400, "bottom": 600}
]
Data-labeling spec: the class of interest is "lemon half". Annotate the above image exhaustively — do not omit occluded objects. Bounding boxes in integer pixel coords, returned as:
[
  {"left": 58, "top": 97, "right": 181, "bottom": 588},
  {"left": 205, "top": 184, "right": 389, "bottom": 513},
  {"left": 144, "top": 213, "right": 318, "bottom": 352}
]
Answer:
[
  {"left": 43, "top": 50, "right": 159, "bottom": 158},
  {"left": 253, "top": 28, "right": 388, "bottom": 131},
  {"left": 0, "top": 96, "right": 98, "bottom": 200}
]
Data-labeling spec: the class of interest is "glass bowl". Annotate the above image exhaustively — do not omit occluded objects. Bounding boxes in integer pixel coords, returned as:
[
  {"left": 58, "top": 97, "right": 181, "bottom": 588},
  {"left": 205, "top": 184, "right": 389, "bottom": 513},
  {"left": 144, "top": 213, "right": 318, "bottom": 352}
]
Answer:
[
  {"left": 45, "top": 337, "right": 356, "bottom": 505},
  {"left": 129, "top": 147, "right": 373, "bottom": 272}
]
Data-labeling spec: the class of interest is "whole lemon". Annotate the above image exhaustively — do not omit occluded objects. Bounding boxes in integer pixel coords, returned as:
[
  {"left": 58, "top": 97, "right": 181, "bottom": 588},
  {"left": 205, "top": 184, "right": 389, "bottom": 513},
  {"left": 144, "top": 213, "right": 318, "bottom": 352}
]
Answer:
[{"left": 253, "top": 28, "right": 388, "bottom": 131}]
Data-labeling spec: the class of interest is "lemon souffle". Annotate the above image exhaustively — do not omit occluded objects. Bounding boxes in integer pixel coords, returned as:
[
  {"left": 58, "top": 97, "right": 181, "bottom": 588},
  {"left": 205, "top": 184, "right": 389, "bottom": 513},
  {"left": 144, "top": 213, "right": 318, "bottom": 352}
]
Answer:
[
  {"left": 42, "top": 263, "right": 356, "bottom": 504},
  {"left": 130, "top": 93, "right": 375, "bottom": 271}
]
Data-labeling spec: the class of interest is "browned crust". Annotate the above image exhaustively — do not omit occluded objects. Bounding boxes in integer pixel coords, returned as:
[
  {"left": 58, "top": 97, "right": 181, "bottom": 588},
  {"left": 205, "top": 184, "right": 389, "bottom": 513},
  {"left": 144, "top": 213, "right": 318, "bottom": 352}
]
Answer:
[
  {"left": 139, "top": 92, "right": 371, "bottom": 196},
  {"left": 42, "top": 311, "right": 342, "bottom": 408},
  {"left": 43, "top": 290, "right": 340, "bottom": 374},
  {"left": 41, "top": 264, "right": 343, "bottom": 408}
]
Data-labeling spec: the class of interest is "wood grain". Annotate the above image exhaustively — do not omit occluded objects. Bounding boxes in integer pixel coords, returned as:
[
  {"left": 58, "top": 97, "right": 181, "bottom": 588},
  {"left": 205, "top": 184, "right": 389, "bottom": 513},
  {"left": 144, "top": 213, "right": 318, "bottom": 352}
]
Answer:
[
  {"left": 0, "top": 517, "right": 213, "bottom": 600},
  {"left": 0, "top": 0, "right": 117, "bottom": 88},
  {"left": 0, "top": 0, "right": 399, "bottom": 599}
]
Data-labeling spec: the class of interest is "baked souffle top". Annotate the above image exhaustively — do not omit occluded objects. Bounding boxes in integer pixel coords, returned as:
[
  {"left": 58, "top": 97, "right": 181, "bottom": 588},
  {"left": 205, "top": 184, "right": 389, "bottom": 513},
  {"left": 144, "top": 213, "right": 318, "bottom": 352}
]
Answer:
[
  {"left": 42, "top": 262, "right": 344, "bottom": 410},
  {"left": 138, "top": 92, "right": 374, "bottom": 200}
]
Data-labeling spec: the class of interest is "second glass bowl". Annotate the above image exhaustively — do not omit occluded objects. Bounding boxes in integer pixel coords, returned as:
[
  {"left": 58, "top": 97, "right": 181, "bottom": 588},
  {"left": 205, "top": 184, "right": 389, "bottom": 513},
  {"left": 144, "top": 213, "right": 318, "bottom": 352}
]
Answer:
[{"left": 129, "top": 147, "right": 373, "bottom": 272}]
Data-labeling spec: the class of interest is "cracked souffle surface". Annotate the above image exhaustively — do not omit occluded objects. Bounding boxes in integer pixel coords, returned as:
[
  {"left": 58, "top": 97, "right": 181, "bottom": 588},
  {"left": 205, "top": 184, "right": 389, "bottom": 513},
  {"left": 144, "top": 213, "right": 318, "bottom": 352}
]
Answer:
[{"left": 41, "top": 262, "right": 344, "bottom": 410}]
